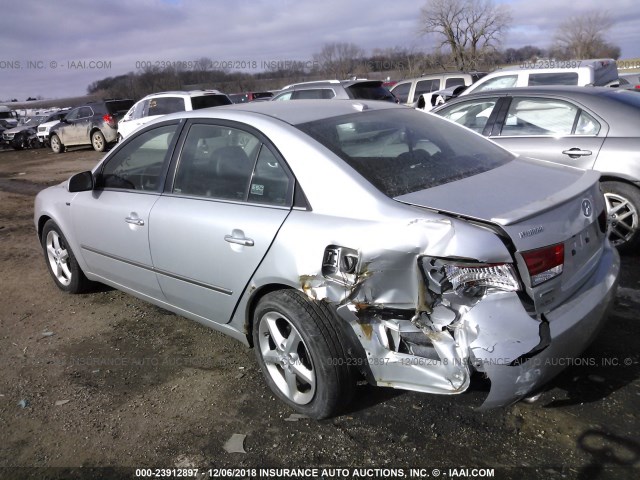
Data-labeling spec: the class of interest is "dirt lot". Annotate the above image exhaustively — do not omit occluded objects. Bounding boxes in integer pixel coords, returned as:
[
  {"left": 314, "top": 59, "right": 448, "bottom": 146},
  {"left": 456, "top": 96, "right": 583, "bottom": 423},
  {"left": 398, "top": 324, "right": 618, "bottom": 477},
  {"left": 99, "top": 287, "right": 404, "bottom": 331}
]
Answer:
[{"left": 0, "top": 146, "right": 638, "bottom": 480}]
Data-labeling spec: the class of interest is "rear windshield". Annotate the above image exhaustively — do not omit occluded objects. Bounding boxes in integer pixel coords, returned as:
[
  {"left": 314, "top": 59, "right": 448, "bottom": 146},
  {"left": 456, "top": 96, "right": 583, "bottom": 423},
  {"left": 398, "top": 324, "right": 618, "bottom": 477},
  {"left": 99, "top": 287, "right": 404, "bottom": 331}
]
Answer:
[
  {"left": 192, "top": 94, "right": 233, "bottom": 109},
  {"left": 347, "top": 83, "right": 396, "bottom": 102},
  {"left": 105, "top": 100, "right": 134, "bottom": 115},
  {"left": 296, "top": 108, "right": 513, "bottom": 198}
]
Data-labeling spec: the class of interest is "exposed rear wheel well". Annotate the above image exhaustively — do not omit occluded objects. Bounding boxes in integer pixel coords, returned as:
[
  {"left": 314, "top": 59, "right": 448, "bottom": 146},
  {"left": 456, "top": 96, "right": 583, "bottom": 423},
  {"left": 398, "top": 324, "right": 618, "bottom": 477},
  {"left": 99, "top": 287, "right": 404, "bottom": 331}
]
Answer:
[{"left": 245, "top": 283, "right": 296, "bottom": 347}]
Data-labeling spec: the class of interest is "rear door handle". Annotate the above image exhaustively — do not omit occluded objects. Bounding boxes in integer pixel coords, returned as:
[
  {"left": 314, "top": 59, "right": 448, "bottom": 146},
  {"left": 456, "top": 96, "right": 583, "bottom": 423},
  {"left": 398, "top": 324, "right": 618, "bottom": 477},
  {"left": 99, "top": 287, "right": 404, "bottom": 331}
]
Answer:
[
  {"left": 562, "top": 148, "right": 592, "bottom": 158},
  {"left": 224, "top": 230, "right": 254, "bottom": 247},
  {"left": 125, "top": 216, "right": 145, "bottom": 226}
]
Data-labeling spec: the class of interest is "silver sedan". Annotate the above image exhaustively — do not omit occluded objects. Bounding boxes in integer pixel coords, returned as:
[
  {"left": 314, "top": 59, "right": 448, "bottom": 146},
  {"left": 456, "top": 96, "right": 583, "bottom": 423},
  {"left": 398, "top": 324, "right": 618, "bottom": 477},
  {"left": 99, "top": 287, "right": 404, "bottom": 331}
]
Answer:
[
  {"left": 34, "top": 100, "right": 619, "bottom": 418},
  {"left": 432, "top": 86, "right": 640, "bottom": 253}
]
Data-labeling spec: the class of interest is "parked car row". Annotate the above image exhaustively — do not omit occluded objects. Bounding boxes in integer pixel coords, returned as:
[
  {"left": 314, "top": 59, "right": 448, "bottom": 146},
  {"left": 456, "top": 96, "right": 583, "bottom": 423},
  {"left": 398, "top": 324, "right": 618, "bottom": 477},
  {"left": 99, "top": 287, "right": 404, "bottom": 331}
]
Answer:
[{"left": 1, "top": 111, "right": 67, "bottom": 150}]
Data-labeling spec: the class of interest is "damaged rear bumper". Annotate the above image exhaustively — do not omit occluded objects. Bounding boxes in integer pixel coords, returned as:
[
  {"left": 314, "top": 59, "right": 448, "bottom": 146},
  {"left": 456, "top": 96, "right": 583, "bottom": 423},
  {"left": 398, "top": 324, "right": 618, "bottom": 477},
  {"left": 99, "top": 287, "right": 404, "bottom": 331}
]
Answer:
[{"left": 335, "top": 243, "right": 620, "bottom": 408}]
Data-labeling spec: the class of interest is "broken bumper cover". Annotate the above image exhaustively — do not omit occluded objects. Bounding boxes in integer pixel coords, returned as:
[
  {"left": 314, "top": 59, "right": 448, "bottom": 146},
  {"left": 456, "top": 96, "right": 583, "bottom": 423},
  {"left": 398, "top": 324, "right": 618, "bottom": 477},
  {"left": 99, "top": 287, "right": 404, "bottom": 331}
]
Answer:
[
  {"left": 336, "top": 243, "right": 619, "bottom": 408},
  {"left": 478, "top": 242, "right": 619, "bottom": 408}
]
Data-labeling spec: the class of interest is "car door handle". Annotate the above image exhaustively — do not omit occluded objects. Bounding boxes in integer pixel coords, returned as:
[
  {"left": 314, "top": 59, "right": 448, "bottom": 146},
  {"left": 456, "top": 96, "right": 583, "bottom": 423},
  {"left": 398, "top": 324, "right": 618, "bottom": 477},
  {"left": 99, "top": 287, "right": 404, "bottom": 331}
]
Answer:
[
  {"left": 125, "top": 216, "right": 145, "bottom": 226},
  {"left": 562, "top": 148, "right": 592, "bottom": 158},
  {"left": 224, "top": 234, "right": 254, "bottom": 247}
]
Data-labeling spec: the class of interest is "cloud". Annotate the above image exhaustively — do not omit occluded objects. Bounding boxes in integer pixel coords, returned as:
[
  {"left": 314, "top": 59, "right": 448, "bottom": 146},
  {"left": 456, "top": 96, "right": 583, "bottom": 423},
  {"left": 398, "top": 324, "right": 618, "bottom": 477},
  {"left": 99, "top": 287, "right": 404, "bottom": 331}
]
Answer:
[{"left": 0, "top": 0, "right": 638, "bottom": 101}]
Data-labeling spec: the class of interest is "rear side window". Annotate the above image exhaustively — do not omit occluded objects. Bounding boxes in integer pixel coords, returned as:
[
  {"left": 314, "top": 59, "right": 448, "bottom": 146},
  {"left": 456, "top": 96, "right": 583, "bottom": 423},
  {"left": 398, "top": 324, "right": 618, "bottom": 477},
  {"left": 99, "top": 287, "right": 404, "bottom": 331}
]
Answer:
[
  {"left": 528, "top": 72, "right": 579, "bottom": 86},
  {"left": 293, "top": 89, "right": 335, "bottom": 100},
  {"left": 475, "top": 75, "right": 517, "bottom": 92},
  {"left": 191, "top": 95, "right": 232, "bottom": 109},
  {"left": 296, "top": 109, "right": 513, "bottom": 198},
  {"left": 105, "top": 100, "right": 134, "bottom": 115},
  {"left": 445, "top": 77, "right": 466, "bottom": 88},
  {"left": 173, "top": 124, "right": 292, "bottom": 205},
  {"left": 501, "top": 98, "right": 579, "bottom": 136}
]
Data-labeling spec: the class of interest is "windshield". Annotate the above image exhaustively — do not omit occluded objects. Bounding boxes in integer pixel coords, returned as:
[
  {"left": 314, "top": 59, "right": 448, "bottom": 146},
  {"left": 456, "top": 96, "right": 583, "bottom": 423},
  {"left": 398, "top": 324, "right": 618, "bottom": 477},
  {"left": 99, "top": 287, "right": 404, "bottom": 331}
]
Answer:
[
  {"left": 296, "top": 108, "right": 514, "bottom": 198},
  {"left": 191, "top": 94, "right": 233, "bottom": 109}
]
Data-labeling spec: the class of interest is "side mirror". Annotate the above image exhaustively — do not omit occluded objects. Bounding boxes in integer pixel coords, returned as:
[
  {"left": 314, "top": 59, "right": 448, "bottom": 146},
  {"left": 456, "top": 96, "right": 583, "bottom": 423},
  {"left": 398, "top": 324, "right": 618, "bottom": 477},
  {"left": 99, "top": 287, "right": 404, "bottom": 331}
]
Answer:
[{"left": 68, "top": 171, "right": 94, "bottom": 192}]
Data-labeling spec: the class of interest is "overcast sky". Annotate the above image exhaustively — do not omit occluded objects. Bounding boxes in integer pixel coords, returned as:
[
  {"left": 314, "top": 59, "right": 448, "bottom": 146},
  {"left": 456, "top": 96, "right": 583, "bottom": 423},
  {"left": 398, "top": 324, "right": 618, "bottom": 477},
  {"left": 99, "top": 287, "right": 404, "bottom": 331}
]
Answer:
[{"left": 1, "top": 0, "right": 639, "bottom": 102}]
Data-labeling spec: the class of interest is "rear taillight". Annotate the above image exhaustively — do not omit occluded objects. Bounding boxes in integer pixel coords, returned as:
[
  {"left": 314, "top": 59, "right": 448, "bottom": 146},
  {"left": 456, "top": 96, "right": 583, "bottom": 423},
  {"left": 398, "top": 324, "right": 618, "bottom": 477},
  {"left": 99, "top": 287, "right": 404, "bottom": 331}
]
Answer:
[
  {"left": 103, "top": 113, "right": 115, "bottom": 127},
  {"left": 444, "top": 263, "right": 520, "bottom": 292},
  {"left": 522, "top": 243, "right": 564, "bottom": 287}
]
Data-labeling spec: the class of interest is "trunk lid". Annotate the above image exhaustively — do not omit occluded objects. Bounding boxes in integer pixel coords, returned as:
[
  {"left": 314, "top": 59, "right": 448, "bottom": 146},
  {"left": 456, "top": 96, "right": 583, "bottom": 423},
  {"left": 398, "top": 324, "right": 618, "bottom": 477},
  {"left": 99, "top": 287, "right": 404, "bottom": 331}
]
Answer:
[{"left": 395, "top": 158, "right": 607, "bottom": 313}]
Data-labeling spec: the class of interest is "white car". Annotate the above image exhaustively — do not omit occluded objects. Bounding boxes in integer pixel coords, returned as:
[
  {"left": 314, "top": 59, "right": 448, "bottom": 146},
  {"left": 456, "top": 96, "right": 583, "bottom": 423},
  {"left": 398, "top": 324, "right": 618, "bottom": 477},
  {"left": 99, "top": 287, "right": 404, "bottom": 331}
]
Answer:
[
  {"left": 36, "top": 110, "right": 70, "bottom": 145},
  {"left": 117, "top": 90, "right": 232, "bottom": 140}
]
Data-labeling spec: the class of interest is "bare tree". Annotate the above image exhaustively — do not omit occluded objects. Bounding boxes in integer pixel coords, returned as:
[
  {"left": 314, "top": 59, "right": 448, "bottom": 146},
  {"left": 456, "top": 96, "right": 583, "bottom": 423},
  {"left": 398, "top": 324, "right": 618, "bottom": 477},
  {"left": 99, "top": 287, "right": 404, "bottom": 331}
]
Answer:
[
  {"left": 313, "top": 42, "right": 365, "bottom": 79},
  {"left": 553, "top": 11, "right": 619, "bottom": 59},
  {"left": 419, "top": 0, "right": 511, "bottom": 70}
]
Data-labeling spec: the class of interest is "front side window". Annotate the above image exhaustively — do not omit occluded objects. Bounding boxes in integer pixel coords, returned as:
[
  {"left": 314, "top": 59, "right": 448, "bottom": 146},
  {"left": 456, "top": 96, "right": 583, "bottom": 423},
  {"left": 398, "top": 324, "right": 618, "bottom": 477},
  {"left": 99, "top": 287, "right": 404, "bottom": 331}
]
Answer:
[
  {"left": 273, "top": 91, "right": 293, "bottom": 101},
  {"left": 501, "top": 98, "right": 579, "bottom": 136},
  {"left": 438, "top": 98, "right": 499, "bottom": 133},
  {"left": 390, "top": 82, "right": 411, "bottom": 103},
  {"left": 296, "top": 108, "right": 513, "bottom": 198},
  {"left": 132, "top": 100, "right": 148, "bottom": 120},
  {"left": 64, "top": 109, "right": 79, "bottom": 121},
  {"left": 100, "top": 124, "right": 178, "bottom": 191},
  {"left": 475, "top": 75, "right": 518, "bottom": 92}
]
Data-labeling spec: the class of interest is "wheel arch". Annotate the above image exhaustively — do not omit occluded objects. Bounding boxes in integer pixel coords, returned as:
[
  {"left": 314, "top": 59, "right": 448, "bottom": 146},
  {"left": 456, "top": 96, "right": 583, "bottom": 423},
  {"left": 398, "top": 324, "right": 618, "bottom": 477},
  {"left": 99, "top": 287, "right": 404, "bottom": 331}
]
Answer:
[
  {"left": 599, "top": 174, "right": 640, "bottom": 190},
  {"left": 244, "top": 283, "right": 296, "bottom": 347},
  {"left": 37, "top": 214, "right": 52, "bottom": 240}
]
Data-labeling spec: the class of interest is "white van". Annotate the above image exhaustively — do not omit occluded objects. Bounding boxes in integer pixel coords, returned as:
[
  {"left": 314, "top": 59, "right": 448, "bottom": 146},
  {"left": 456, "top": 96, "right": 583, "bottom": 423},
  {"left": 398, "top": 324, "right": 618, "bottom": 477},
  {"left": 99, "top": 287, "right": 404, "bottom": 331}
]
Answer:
[{"left": 460, "top": 59, "right": 619, "bottom": 96}]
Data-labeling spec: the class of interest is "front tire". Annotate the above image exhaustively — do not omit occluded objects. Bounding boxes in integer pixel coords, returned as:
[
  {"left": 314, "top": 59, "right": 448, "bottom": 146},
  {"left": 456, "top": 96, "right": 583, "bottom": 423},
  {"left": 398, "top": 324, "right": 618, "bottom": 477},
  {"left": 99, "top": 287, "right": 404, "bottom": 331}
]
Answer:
[
  {"left": 602, "top": 181, "right": 640, "bottom": 254},
  {"left": 253, "top": 290, "right": 355, "bottom": 419},
  {"left": 91, "top": 131, "right": 106, "bottom": 152},
  {"left": 50, "top": 134, "right": 63, "bottom": 154},
  {"left": 41, "top": 220, "right": 91, "bottom": 293}
]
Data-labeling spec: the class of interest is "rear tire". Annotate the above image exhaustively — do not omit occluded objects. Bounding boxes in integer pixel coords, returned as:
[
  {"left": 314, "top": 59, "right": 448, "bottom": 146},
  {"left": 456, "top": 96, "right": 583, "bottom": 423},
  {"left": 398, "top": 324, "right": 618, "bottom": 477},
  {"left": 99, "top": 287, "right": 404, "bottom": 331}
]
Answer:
[
  {"left": 50, "top": 134, "right": 63, "bottom": 154},
  {"left": 91, "top": 131, "right": 106, "bottom": 152},
  {"left": 601, "top": 181, "right": 640, "bottom": 254},
  {"left": 253, "top": 290, "right": 355, "bottom": 419},
  {"left": 41, "top": 220, "right": 91, "bottom": 293}
]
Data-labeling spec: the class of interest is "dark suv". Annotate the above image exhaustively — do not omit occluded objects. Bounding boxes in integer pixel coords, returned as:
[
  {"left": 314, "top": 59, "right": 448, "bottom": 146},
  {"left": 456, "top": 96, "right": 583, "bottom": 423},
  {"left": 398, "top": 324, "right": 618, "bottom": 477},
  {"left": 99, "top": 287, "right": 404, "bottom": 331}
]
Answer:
[
  {"left": 272, "top": 80, "right": 397, "bottom": 102},
  {"left": 49, "top": 99, "right": 133, "bottom": 153}
]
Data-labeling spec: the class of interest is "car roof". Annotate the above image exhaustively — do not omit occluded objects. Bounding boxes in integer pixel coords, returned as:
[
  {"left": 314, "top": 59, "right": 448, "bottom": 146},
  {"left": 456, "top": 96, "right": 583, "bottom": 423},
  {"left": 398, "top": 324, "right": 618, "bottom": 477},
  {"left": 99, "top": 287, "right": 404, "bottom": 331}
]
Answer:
[
  {"left": 161, "top": 99, "right": 402, "bottom": 125},
  {"left": 141, "top": 90, "right": 224, "bottom": 99},
  {"left": 441, "top": 85, "right": 626, "bottom": 99},
  {"left": 280, "top": 79, "right": 383, "bottom": 90},
  {"left": 434, "top": 86, "right": 640, "bottom": 136}
]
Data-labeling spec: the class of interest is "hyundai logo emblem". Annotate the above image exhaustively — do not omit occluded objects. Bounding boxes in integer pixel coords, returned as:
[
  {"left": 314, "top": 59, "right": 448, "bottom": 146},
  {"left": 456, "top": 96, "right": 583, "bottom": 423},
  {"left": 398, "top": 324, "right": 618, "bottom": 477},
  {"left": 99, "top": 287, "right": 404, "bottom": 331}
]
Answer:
[{"left": 582, "top": 199, "right": 592, "bottom": 217}]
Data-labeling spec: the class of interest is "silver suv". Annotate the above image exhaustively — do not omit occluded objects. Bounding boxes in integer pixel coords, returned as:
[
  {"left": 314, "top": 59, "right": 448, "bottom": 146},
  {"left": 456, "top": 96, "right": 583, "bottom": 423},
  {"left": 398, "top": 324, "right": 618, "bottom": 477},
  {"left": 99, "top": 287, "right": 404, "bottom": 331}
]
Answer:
[
  {"left": 272, "top": 79, "right": 396, "bottom": 102},
  {"left": 118, "top": 90, "right": 232, "bottom": 140}
]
